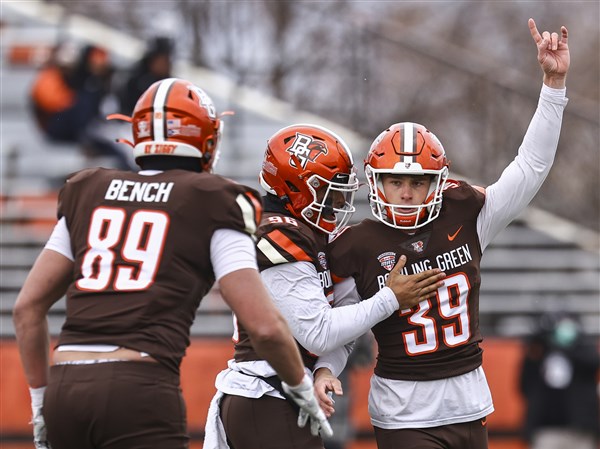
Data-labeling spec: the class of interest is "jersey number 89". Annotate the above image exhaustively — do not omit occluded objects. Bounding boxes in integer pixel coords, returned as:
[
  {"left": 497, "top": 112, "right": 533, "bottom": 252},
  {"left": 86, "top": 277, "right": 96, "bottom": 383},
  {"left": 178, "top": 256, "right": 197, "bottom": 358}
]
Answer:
[{"left": 76, "top": 207, "right": 170, "bottom": 291}]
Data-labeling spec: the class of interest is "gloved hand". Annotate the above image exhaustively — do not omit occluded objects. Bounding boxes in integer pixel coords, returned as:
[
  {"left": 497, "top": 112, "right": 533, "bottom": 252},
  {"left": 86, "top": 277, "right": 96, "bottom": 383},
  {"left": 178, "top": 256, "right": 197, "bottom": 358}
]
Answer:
[
  {"left": 30, "top": 386, "right": 52, "bottom": 449},
  {"left": 281, "top": 373, "right": 334, "bottom": 438}
]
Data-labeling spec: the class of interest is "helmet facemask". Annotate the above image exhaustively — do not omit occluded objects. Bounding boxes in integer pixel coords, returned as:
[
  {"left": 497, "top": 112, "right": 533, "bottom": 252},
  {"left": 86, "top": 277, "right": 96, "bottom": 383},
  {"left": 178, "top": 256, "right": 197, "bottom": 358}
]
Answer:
[
  {"left": 302, "top": 171, "right": 358, "bottom": 234},
  {"left": 366, "top": 166, "right": 448, "bottom": 230}
]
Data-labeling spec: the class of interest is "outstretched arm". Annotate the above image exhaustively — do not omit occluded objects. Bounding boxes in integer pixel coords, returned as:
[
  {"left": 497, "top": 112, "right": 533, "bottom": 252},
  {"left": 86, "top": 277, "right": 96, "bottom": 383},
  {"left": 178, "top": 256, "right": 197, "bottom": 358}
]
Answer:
[
  {"left": 478, "top": 19, "right": 570, "bottom": 250},
  {"left": 263, "top": 256, "right": 444, "bottom": 356}
]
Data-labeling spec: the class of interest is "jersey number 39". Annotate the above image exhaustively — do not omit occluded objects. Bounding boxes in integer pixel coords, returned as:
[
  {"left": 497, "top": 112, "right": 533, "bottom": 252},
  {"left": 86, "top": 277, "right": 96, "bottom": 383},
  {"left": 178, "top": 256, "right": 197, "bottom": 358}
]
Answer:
[{"left": 400, "top": 273, "right": 471, "bottom": 355}]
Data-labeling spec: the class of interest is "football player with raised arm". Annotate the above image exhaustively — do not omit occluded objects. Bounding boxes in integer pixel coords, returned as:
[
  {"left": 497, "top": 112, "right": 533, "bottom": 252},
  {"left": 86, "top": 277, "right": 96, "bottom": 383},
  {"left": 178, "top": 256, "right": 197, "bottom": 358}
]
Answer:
[
  {"left": 315, "top": 18, "right": 570, "bottom": 449},
  {"left": 13, "top": 78, "right": 331, "bottom": 449},
  {"left": 203, "top": 124, "right": 446, "bottom": 449}
]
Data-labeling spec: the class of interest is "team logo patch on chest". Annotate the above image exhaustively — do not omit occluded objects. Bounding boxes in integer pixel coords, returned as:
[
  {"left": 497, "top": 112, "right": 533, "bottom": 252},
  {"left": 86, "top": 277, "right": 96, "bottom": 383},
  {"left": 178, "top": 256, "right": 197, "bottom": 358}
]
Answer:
[
  {"left": 377, "top": 251, "right": 396, "bottom": 271},
  {"left": 410, "top": 241, "right": 424, "bottom": 253},
  {"left": 400, "top": 232, "right": 431, "bottom": 254},
  {"left": 317, "top": 251, "right": 328, "bottom": 270}
]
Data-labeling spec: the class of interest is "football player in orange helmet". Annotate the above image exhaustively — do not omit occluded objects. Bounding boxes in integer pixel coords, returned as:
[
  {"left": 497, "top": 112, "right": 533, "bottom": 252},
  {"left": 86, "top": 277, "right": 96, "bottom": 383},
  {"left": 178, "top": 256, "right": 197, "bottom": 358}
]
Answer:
[
  {"left": 317, "top": 19, "right": 570, "bottom": 449},
  {"left": 206, "top": 124, "right": 446, "bottom": 449},
  {"left": 259, "top": 124, "right": 359, "bottom": 234},
  {"left": 14, "top": 78, "right": 332, "bottom": 448},
  {"left": 108, "top": 77, "right": 222, "bottom": 172},
  {"left": 365, "top": 122, "right": 449, "bottom": 230}
]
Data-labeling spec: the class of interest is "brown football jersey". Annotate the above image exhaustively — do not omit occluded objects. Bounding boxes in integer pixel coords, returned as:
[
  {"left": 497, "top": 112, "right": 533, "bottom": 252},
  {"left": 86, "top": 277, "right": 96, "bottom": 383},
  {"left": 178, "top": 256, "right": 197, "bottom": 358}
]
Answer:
[
  {"left": 233, "top": 209, "right": 332, "bottom": 370},
  {"left": 328, "top": 181, "right": 485, "bottom": 381},
  {"left": 56, "top": 167, "right": 262, "bottom": 374}
]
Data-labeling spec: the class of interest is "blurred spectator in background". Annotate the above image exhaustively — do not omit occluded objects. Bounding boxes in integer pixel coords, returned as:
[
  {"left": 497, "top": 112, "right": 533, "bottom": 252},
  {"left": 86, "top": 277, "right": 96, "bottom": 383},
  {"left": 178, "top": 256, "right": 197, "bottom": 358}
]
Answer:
[
  {"left": 29, "top": 41, "right": 133, "bottom": 170},
  {"left": 117, "top": 36, "right": 174, "bottom": 115},
  {"left": 519, "top": 312, "right": 600, "bottom": 449}
]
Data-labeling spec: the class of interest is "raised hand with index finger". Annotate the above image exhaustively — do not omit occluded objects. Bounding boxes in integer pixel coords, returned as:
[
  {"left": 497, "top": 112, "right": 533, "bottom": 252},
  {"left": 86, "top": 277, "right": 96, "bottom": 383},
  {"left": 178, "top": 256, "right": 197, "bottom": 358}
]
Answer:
[{"left": 528, "top": 18, "right": 569, "bottom": 88}]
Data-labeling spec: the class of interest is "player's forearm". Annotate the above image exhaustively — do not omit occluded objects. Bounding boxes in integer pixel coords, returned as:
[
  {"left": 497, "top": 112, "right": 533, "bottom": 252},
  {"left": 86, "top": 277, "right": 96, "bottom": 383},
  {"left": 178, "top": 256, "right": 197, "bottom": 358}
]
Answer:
[
  {"left": 13, "top": 250, "right": 71, "bottom": 388},
  {"left": 267, "top": 263, "right": 395, "bottom": 355},
  {"left": 299, "top": 288, "right": 396, "bottom": 355},
  {"left": 314, "top": 342, "right": 353, "bottom": 377},
  {"left": 220, "top": 268, "right": 306, "bottom": 386},
  {"left": 13, "top": 309, "right": 51, "bottom": 388},
  {"left": 478, "top": 84, "right": 568, "bottom": 249}
]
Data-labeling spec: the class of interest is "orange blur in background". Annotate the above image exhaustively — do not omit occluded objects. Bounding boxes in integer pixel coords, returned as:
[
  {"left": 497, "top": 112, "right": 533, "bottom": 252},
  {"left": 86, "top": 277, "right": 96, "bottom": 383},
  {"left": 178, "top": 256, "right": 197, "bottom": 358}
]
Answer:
[{"left": 0, "top": 338, "right": 526, "bottom": 449}]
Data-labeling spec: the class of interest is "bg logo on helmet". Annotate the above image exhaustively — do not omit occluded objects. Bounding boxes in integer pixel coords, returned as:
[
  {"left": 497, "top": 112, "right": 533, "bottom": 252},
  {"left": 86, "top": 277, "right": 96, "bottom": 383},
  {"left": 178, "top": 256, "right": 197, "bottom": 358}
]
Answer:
[
  {"left": 187, "top": 86, "right": 217, "bottom": 119},
  {"left": 286, "top": 133, "right": 329, "bottom": 169}
]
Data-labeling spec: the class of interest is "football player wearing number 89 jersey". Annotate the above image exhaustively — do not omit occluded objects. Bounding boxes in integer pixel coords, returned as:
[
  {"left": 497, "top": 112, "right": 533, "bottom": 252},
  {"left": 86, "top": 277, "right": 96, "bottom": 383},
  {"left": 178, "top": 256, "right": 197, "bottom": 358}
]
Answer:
[
  {"left": 13, "top": 78, "right": 331, "bottom": 449},
  {"left": 205, "top": 124, "right": 446, "bottom": 449},
  {"left": 316, "top": 18, "right": 570, "bottom": 449}
]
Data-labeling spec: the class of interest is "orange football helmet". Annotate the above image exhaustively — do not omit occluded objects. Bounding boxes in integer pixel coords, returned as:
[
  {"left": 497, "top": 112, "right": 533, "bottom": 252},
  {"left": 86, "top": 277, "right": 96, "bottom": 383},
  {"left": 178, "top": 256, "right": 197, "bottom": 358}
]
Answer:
[
  {"left": 259, "top": 124, "right": 358, "bottom": 234},
  {"left": 365, "top": 122, "right": 449, "bottom": 229},
  {"left": 108, "top": 78, "right": 222, "bottom": 172}
]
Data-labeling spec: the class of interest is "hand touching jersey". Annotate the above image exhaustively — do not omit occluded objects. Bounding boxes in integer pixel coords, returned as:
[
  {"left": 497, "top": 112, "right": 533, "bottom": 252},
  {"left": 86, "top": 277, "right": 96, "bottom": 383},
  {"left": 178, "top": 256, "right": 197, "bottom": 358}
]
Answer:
[
  {"left": 386, "top": 255, "right": 446, "bottom": 310},
  {"left": 529, "top": 18, "right": 569, "bottom": 88}
]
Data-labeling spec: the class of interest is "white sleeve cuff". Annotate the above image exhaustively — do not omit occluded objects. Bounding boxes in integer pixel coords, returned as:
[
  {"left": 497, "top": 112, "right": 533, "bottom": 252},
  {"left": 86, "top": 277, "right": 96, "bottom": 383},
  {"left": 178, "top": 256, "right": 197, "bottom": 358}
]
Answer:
[
  {"left": 314, "top": 344, "right": 353, "bottom": 377},
  {"left": 44, "top": 217, "right": 73, "bottom": 261},
  {"left": 29, "top": 386, "right": 46, "bottom": 409},
  {"left": 540, "top": 83, "right": 568, "bottom": 105}
]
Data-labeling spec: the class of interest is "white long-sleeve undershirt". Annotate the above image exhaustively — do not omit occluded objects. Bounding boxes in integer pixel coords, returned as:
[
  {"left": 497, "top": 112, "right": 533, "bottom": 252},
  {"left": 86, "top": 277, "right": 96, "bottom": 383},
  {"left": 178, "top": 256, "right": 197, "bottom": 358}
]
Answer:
[
  {"left": 477, "top": 83, "right": 568, "bottom": 250},
  {"left": 261, "top": 261, "right": 398, "bottom": 357}
]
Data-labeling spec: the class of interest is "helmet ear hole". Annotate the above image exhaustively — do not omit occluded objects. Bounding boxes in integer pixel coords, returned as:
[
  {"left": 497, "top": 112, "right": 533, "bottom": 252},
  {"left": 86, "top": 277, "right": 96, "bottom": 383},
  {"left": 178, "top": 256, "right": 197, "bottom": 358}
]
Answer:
[{"left": 285, "top": 181, "right": 300, "bottom": 192}]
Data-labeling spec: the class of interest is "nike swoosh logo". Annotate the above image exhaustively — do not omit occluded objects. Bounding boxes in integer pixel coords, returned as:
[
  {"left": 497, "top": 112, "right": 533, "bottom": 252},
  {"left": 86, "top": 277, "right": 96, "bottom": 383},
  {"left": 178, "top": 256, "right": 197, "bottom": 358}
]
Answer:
[
  {"left": 481, "top": 417, "right": 487, "bottom": 426},
  {"left": 447, "top": 225, "right": 463, "bottom": 241}
]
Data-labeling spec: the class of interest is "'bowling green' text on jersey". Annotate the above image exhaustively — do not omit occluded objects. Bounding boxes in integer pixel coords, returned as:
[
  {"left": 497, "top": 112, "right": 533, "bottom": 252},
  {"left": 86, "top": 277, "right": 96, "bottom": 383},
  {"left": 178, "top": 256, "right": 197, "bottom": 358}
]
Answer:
[{"left": 328, "top": 181, "right": 485, "bottom": 381}]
